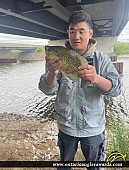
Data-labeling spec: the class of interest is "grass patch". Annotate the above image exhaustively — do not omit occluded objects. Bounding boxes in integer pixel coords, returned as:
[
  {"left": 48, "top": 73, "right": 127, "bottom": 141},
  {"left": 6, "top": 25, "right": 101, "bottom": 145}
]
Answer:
[
  {"left": 36, "top": 46, "right": 45, "bottom": 53},
  {"left": 114, "top": 42, "right": 129, "bottom": 55},
  {"left": 106, "top": 117, "right": 129, "bottom": 160}
]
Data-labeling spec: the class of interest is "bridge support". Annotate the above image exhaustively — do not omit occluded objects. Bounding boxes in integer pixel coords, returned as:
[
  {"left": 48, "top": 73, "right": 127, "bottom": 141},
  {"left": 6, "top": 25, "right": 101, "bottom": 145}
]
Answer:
[
  {"left": 48, "top": 36, "right": 118, "bottom": 54},
  {"left": 96, "top": 36, "right": 118, "bottom": 54}
]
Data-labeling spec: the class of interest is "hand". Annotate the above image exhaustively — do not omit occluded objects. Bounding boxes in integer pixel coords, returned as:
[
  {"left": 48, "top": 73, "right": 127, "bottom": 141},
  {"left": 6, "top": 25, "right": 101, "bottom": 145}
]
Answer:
[
  {"left": 46, "top": 56, "right": 62, "bottom": 76},
  {"left": 77, "top": 64, "right": 98, "bottom": 83}
]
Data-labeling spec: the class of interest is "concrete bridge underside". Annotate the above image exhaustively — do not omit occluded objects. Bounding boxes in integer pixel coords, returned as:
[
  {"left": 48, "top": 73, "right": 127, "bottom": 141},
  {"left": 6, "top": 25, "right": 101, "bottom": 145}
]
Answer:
[
  {"left": 0, "top": 0, "right": 129, "bottom": 40},
  {"left": 0, "top": 0, "right": 129, "bottom": 53}
]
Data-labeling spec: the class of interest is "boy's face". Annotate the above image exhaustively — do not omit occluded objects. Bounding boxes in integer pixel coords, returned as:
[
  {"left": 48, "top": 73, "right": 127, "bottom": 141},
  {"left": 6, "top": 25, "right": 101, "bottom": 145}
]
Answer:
[{"left": 68, "top": 22, "right": 93, "bottom": 55}]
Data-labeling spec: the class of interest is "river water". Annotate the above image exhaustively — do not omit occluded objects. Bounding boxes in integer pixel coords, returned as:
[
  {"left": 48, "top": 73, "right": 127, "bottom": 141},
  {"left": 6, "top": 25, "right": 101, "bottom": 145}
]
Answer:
[{"left": 0, "top": 58, "right": 129, "bottom": 120}]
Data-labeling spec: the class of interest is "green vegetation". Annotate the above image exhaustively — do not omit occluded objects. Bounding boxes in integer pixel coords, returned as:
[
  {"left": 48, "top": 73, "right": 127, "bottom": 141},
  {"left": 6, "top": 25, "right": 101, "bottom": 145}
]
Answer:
[
  {"left": 34, "top": 46, "right": 45, "bottom": 60},
  {"left": 9, "top": 50, "right": 21, "bottom": 59},
  {"left": 106, "top": 118, "right": 129, "bottom": 169},
  {"left": 106, "top": 118, "right": 129, "bottom": 160},
  {"left": 114, "top": 41, "right": 129, "bottom": 55},
  {"left": 105, "top": 95, "right": 129, "bottom": 162},
  {"left": 36, "top": 46, "right": 45, "bottom": 53}
]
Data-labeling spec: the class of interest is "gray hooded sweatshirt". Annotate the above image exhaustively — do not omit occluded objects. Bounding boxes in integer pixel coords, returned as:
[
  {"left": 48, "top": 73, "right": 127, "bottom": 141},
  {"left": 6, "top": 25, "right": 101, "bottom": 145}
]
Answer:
[{"left": 38, "top": 39, "right": 122, "bottom": 137}]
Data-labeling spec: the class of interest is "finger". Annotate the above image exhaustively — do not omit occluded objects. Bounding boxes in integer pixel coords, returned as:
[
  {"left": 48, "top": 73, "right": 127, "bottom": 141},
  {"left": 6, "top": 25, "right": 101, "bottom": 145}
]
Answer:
[
  {"left": 78, "top": 68, "right": 92, "bottom": 79},
  {"left": 46, "top": 61, "right": 54, "bottom": 70},
  {"left": 78, "top": 64, "right": 88, "bottom": 70},
  {"left": 52, "top": 60, "right": 62, "bottom": 70},
  {"left": 46, "top": 56, "right": 59, "bottom": 64},
  {"left": 52, "top": 57, "right": 61, "bottom": 68},
  {"left": 77, "top": 68, "right": 87, "bottom": 75},
  {"left": 54, "top": 58, "right": 62, "bottom": 69},
  {"left": 53, "top": 56, "right": 60, "bottom": 62},
  {"left": 79, "top": 74, "right": 88, "bottom": 80},
  {"left": 78, "top": 64, "right": 95, "bottom": 71}
]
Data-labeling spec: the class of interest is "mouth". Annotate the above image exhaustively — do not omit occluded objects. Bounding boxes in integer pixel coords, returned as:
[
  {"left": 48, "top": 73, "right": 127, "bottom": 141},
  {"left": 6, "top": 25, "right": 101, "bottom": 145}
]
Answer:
[{"left": 74, "top": 42, "right": 81, "bottom": 46}]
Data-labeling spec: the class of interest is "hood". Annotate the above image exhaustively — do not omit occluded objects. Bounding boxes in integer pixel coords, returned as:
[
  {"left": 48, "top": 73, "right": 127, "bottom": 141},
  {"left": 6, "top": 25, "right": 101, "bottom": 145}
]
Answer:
[{"left": 84, "top": 38, "right": 97, "bottom": 56}]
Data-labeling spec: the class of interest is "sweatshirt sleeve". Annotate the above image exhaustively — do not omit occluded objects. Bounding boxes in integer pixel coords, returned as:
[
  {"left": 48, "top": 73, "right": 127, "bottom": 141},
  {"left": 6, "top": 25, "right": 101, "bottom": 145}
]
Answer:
[
  {"left": 96, "top": 51, "right": 122, "bottom": 97},
  {"left": 38, "top": 71, "right": 60, "bottom": 96}
]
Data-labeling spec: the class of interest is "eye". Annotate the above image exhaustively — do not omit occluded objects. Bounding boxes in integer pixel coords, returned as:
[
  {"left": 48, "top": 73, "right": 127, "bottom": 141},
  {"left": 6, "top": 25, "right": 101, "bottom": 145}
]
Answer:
[
  {"left": 79, "top": 30, "right": 85, "bottom": 35},
  {"left": 67, "top": 30, "right": 76, "bottom": 35},
  {"left": 70, "top": 30, "right": 76, "bottom": 34}
]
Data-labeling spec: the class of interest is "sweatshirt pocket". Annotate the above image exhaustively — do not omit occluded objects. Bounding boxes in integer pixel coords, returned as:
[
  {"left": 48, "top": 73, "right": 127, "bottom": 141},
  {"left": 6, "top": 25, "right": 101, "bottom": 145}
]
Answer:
[
  {"left": 77, "top": 107, "right": 105, "bottom": 129},
  {"left": 56, "top": 78, "right": 73, "bottom": 106},
  {"left": 54, "top": 105, "right": 72, "bottom": 127},
  {"left": 83, "top": 109, "right": 105, "bottom": 128}
]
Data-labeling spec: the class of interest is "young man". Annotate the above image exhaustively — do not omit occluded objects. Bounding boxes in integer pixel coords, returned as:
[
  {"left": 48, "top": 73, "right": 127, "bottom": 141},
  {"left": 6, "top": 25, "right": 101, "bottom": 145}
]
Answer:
[{"left": 38, "top": 10, "right": 121, "bottom": 170}]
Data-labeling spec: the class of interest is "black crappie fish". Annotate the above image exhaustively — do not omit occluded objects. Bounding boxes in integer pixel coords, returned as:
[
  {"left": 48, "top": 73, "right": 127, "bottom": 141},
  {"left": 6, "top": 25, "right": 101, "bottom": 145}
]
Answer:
[{"left": 45, "top": 45, "right": 90, "bottom": 88}]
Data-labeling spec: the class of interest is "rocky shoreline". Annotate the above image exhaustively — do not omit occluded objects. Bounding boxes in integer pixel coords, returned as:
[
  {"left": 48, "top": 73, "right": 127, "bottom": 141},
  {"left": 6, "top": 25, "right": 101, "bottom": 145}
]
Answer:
[
  {"left": 0, "top": 113, "right": 125, "bottom": 170},
  {"left": 0, "top": 113, "right": 60, "bottom": 169},
  {"left": 0, "top": 113, "right": 90, "bottom": 170}
]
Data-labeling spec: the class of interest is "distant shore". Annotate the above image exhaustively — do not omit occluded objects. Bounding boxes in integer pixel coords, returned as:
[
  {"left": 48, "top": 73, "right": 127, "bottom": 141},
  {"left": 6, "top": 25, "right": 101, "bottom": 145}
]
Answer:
[
  {"left": 0, "top": 53, "right": 128, "bottom": 64},
  {"left": 117, "top": 54, "right": 129, "bottom": 58},
  {"left": 0, "top": 48, "right": 45, "bottom": 62}
]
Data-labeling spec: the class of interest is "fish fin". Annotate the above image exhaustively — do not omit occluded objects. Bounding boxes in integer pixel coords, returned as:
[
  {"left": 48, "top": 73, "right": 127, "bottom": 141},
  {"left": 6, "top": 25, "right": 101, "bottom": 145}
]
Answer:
[{"left": 81, "top": 79, "right": 91, "bottom": 88}]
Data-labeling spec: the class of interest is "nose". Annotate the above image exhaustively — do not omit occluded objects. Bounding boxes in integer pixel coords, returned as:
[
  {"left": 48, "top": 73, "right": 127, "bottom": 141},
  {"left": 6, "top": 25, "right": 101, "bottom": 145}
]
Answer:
[{"left": 74, "top": 31, "right": 80, "bottom": 39}]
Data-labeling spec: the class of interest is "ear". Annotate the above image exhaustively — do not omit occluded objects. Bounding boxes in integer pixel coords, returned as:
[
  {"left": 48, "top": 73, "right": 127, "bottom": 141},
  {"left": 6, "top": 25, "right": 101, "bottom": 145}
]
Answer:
[{"left": 89, "top": 29, "right": 93, "bottom": 39}]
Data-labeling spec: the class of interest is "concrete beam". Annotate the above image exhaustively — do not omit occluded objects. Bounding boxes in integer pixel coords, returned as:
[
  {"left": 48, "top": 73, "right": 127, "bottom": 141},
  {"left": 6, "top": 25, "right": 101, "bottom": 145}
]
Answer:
[
  {"left": 48, "top": 36, "right": 118, "bottom": 54},
  {"left": 0, "top": 5, "right": 66, "bottom": 34},
  {"left": 43, "top": 0, "right": 71, "bottom": 21}
]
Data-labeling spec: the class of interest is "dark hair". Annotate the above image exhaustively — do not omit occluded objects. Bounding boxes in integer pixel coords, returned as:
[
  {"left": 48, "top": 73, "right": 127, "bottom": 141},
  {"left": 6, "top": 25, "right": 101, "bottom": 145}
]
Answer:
[{"left": 68, "top": 10, "right": 93, "bottom": 29}]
